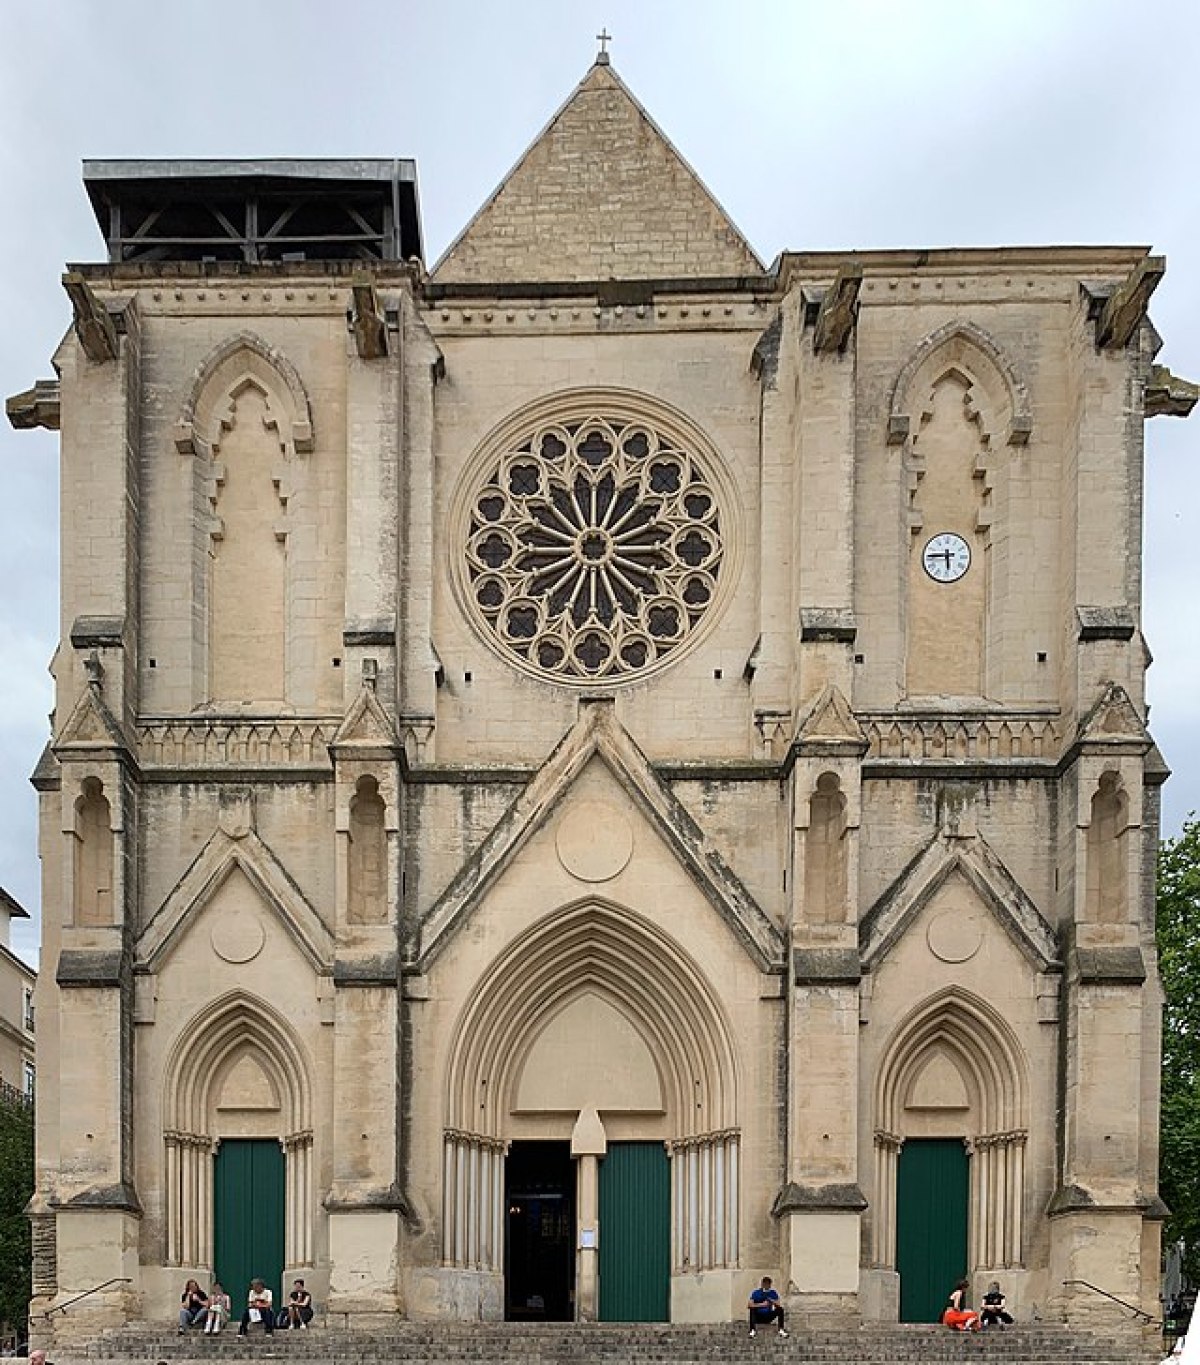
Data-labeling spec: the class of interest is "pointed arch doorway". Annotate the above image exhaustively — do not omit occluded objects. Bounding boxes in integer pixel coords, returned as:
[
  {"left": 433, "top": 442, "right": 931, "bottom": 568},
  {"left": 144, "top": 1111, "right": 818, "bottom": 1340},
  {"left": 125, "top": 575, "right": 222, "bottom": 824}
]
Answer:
[
  {"left": 872, "top": 990, "right": 1028, "bottom": 1319},
  {"left": 162, "top": 993, "right": 314, "bottom": 1296},
  {"left": 442, "top": 900, "right": 740, "bottom": 1322}
]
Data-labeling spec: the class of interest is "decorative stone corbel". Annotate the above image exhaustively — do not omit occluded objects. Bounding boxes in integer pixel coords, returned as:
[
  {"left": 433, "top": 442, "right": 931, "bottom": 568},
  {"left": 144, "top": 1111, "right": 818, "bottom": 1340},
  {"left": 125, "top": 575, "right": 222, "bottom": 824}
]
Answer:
[
  {"left": 1145, "top": 363, "right": 1199, "bottom": 418},
  {"left": 812, "top": 264, "right": 863, "bottom": 355},
  {"left": 1095, "top": 256, "right": 1164, "bottom": 350},
  {"left": 63, "top": 272, "right": 118, "bottom": 362},
  {"left": 350, "top": 276, "right": 389, "bottom": 360},
  {"left": 6, "top": 378, "right": 61, "bottom": 430}
]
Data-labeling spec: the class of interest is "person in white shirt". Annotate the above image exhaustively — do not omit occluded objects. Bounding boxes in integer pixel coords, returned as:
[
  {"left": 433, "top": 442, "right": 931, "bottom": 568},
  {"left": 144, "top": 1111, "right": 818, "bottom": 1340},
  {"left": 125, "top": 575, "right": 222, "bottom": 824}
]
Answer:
[{"left": 237, "top": 1278, "right": 274, "bottom": 1337}]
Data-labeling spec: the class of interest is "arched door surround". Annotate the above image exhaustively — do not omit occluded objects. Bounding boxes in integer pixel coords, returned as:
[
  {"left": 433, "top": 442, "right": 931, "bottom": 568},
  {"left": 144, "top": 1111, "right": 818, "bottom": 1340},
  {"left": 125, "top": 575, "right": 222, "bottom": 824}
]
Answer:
[
  {"left": 162, "top": 991, "right": 314, "bottom": 1271},
  {"left": 872, "top": 988, "right": 1028, "bottom": 1274},
  {"left": 442, "top": 899, "right": 740, "bottom": 1277}
]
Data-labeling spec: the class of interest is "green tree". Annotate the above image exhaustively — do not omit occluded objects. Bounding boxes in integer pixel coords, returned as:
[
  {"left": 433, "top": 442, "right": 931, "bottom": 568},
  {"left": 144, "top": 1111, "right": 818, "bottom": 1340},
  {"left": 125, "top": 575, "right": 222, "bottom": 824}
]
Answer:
[
  {"left": 0, "top": 1090, "right": 33, "bottom": 1336},
  {"left": 1158, "top": 815, "right": 1200, "bottom": 1280}
]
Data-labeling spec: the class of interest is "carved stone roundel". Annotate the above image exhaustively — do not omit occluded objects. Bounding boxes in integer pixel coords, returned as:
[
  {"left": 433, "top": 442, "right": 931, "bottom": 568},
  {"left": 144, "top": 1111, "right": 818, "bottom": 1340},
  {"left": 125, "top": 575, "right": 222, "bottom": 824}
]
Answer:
[
  {"left": 555, "top": 800, "right": 634, "bottom": 882},
  {"left": 211, "top": 908, "right": 266, "bottom": 963},
  {"left": 926, "top": 910, "right": 983, "bottom": 964},
  {"left": 456, "top": 391, "right": 736, "bottom": 685}
]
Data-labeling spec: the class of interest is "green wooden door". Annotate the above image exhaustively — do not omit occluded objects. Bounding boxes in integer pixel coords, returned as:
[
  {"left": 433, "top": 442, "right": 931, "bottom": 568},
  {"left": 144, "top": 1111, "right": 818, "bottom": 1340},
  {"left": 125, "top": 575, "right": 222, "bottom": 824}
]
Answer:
[
  {"left": 598, "top": 1142, "right": 670, "bottom": 1322},
  {"left": 214, "top": 1139, "right": 285, "bottom": 1312},
  {"left": 896, "top": 1138, "right": 969, "bottom": 1323}
]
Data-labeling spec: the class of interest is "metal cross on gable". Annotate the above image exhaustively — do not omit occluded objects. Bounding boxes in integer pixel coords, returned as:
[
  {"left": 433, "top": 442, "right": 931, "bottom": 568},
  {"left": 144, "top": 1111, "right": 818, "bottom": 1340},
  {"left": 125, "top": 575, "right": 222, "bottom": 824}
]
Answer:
[{"left": 596, "top": 27, "right": 612, "bottom": 57}]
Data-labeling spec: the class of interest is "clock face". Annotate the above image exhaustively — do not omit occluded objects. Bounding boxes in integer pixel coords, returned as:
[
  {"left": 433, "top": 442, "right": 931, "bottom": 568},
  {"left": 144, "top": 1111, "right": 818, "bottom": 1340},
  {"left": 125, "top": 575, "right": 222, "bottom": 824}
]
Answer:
[{"left": 922, "top": 532, "right": 971, "bottom": 583}]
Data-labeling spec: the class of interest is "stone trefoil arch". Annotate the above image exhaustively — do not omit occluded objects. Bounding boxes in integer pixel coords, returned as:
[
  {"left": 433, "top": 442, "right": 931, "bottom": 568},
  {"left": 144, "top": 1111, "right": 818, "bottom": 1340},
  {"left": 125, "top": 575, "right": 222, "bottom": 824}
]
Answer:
[
  {"left": 888, "top": 321, "right": 1033, "bottom": 451},
  {"left": 170, "top": 332, "right": 319, "bottom": 707},
  {"left": 888, "top": 322, "right": 1033, "bottom": 544},
  {"left": 871, "top": 988, "right": 1029, "bottom": 1273},
  {"left": 175, "top": 331, "right": 314, "bottom": 460},
  {"left": 161, "top": 992, "right": 314, "bottom": 1271},
  {"left": 441, "top": 899, "right": 741, "bottom": 1276},
  {"left": 450, "top": 387, "right": 744, "bottom": 686}
]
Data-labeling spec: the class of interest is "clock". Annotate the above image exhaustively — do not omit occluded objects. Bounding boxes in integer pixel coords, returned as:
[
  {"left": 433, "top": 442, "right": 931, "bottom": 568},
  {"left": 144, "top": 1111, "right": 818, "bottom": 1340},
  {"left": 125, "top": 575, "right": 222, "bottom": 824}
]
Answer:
[{"left": 922, "top": 532, "right": 971, "bottom": 583}]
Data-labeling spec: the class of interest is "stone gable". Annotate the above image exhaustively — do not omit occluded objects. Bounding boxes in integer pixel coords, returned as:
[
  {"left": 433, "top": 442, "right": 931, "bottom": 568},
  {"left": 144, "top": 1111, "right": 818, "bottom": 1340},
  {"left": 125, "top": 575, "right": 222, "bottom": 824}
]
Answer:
[{"left": 433, "top": 61, "right": 763, "bottom": 284}]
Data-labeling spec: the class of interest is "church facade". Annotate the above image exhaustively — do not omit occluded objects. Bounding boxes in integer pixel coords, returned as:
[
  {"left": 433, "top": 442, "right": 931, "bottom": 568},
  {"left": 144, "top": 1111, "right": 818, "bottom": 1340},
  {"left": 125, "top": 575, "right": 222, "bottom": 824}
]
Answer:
[{"left": 9, "top": 56, "right": 1193, "bottom": 1345}]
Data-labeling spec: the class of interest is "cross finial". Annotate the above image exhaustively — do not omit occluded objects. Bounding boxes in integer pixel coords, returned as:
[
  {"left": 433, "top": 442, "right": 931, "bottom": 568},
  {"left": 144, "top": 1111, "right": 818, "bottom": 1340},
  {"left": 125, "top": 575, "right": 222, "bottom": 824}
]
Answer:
[{"left": 596, "top": 28, "right": 612, "bottom": 64}]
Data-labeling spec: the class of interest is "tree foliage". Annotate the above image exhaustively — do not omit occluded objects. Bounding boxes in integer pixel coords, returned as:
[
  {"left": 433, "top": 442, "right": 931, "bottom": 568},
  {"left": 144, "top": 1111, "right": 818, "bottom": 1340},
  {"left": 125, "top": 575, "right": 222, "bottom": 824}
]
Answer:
[
  {"left": 1158, "top": 815, "right": 1200, "bottom": 1280},
  {"left": 0, "top": 1091, "right": 32, "bottom": 1335}
]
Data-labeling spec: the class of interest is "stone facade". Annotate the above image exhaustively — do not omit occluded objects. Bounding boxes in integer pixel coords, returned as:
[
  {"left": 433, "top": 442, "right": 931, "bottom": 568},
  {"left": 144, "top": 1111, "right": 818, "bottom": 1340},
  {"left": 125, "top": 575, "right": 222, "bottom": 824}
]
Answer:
[{"left": 11, "top": 57, "right": 1186, "bottom": 1348}]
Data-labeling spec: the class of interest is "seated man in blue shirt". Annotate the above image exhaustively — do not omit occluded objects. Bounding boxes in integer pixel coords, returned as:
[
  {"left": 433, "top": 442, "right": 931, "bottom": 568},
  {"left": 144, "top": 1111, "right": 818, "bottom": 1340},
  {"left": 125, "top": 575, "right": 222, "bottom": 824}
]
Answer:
[{"left": 747, "top": 1276, "right": 789, "bottom": 1338}]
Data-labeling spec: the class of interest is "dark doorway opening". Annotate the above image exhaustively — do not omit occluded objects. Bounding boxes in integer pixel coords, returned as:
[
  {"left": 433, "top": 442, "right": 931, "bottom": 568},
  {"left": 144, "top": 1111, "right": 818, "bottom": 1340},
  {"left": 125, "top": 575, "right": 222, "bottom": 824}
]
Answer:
[{"left": 504, "top": 1140, "right": 575, "bottom": 1321}]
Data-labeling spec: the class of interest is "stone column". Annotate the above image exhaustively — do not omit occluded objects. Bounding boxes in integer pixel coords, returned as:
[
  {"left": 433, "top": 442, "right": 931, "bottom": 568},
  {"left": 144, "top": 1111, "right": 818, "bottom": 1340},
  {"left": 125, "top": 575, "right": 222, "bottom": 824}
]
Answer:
[{"left": 571, "top": 1108, "right": 607, "bottom": 1322}]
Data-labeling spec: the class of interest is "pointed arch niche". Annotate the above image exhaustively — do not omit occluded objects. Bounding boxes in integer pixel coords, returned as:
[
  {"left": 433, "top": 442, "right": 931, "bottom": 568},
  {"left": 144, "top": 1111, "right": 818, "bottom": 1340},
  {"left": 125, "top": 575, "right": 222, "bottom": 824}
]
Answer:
[
  {"left": 804, "top": 772, "right": 849, "bottom": 925},
  {"left": 1086, "top": 770, "right": 1129, "bottom": 925},
  {"left": 73, "top": 776, "right": 114, "bottom": 926},
  {"left": 175, "top": 333, "right": 317, "bottom": 710},
  {"left": 871, "top": 989, "right": 1029, "bottom": 1274},
  {"left": 889, "top": 324, "right": 1033, "bottom": 702},
  {"left": 347, "top": 775, "right": 387, "bottom": 925},
  {"left": 441, "top": 899, "right": 741, "bottom": 1276},
  {"left": 162, "top": 992, "right": 314, "bottom": 1271}
]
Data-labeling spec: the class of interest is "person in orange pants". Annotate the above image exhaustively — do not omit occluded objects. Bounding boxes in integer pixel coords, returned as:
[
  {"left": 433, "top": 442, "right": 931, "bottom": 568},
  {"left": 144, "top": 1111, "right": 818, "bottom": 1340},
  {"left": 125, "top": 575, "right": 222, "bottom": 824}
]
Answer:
[{"left": 942, "top": 1279, "right": 981, "bottom": 1332}]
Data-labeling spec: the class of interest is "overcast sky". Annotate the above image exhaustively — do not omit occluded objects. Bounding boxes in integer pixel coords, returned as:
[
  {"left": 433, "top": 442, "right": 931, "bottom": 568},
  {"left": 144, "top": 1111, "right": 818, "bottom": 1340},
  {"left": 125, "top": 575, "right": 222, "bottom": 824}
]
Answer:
[{"left": 1, "top": 0, "right": 1197, "bottom": 965}]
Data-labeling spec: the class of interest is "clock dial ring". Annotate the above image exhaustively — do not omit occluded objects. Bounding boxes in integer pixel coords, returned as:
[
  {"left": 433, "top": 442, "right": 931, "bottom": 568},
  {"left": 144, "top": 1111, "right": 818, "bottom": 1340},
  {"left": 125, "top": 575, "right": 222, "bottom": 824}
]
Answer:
[{"left": 922, "top": 531, "right": 972, "bottom": 583}]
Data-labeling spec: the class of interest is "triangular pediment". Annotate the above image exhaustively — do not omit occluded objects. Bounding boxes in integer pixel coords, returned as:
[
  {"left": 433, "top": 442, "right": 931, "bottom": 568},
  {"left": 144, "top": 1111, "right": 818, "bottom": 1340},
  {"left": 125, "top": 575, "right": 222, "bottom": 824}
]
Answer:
[
  {"left": 330, "top": 684, "right": 397, "bottom": 749},
  {"left": 1077, "top": 681, "right": 1150, "bottom": 747},
  {"left": 413, "top": 699, "right": 781, "bottom": 970},
  {"left": 432, "top": 61, "right": 763, "bottom": 284},
  {"left": 860, "top": 827, "right": 1059, "bottom": 972},
  {"left": 56, "top": 685, "right": 126, "bottom": 750},
  {"left": 137, "top": 823, "right": 334, "bottom": 972},
  {"left": 796, "top": 684, "right": 867, "bottom": 749}
]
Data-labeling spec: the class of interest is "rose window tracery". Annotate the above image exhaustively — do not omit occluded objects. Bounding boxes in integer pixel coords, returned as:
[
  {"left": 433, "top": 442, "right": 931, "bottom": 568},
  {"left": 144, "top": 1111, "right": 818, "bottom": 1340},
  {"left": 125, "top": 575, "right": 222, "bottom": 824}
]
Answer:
[{"left": 461, "top": 409, "right": 728, "bottom": 682}]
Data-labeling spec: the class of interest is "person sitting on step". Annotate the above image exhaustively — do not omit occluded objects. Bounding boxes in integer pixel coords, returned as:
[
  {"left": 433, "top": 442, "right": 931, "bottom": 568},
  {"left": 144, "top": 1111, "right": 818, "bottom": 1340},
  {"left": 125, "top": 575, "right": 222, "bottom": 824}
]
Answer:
[
  {"left": 980, "top": 1281, "right": 1014, "bottom": 1328},
  {"left": 177, "top": 1279, "right": 208, "bottom": 1334},
  {"left": 202, "top": 1282, "right": 231, "bottom": 1335},
  {"left": 942, "top": 1279, "right": 981, "bottom": 1332},
  {"left": 237, "top": 1278, "right": 275, "bottom": 1336},
  {"left": 283, "top": 1278, "right": 313, "bottom": 1329},
  {"left": 747, "top": 1276, "right": 789, "bottom": 1338}
]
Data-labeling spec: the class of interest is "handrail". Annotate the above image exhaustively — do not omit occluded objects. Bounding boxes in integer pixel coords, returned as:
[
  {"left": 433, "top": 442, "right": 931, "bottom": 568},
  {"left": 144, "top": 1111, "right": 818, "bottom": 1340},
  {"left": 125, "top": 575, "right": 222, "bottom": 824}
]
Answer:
[
  {"left": 41, "top": 1277, "right": 132, "bottom": 1320},
  {"left": 1063, "top": 1279, "right": 1160, "bottom": 1326}
]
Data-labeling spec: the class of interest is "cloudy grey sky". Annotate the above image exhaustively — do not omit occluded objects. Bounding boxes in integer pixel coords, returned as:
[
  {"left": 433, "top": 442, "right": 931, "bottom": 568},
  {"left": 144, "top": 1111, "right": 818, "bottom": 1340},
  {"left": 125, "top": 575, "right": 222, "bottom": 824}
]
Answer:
[{"left": 1, "top": 0, "right": 1197, "bottom": 965}]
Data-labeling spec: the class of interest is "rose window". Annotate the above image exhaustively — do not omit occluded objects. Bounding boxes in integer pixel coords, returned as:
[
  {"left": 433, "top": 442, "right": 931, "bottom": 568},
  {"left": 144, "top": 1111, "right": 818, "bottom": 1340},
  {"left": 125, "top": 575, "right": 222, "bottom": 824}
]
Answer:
[{"left": 462, "top": 411, "right": 727, "bottom": 682}]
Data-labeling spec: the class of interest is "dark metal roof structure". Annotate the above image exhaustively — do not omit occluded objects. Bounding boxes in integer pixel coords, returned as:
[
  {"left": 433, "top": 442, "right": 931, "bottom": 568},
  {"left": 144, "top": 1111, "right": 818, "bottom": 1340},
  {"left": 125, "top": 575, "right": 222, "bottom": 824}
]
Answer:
[{"left": 83, "top": 159, "right": 423, "bottom": 265}]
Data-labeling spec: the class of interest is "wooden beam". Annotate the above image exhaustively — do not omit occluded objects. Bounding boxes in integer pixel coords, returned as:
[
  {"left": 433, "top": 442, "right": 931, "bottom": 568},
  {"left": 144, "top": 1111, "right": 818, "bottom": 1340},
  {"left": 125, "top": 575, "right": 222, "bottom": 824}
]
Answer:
[
  {"left": 1145, "top": 364, "right": 1199, "bottom": 418},
  {"left": 813, "top": 264, "right": 863, "bottom": 354},
  {"left": 6, "top": 379, "right": 61, "bottom": 431},
  {"left": 350, "top": 276, "right": 388, "bottom": 360},
  {"left": 1095, "top": 255, "right": 1164, "bottom": 350}
]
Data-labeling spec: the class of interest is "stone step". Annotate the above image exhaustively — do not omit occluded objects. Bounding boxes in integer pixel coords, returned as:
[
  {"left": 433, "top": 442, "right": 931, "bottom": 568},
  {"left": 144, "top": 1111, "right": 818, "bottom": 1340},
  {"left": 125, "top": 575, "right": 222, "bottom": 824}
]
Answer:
[{"left": 63, "top": 1321, "right": 1159, "bottom": 1365}]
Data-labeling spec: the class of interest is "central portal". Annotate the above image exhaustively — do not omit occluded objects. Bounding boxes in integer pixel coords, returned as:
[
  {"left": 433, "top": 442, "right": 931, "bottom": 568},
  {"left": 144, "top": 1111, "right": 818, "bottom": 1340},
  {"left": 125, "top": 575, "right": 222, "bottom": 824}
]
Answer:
[{"left": 505, "top": 1140, "right": 575, "bottom": 1321}]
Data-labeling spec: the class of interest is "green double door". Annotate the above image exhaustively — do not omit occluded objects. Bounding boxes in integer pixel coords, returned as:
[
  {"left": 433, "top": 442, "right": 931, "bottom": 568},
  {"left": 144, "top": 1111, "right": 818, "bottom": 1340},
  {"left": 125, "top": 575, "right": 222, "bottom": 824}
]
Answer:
[
  {"left": 598, "top": 1142, "right": 670, "bottom": 1322},
  {"left": 214, "top": 1139, "right": 285, "bottom": 1314},
  {"left": 895, "top": 1138, "right": 969, "bottom": 1323}
]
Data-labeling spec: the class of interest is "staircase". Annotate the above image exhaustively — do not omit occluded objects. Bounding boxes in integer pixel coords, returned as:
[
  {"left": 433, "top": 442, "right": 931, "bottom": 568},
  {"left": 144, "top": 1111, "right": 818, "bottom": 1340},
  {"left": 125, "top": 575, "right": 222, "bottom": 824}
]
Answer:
[{"left": 54, "top": 1320, "right": 1161, "bottom": 1365}]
